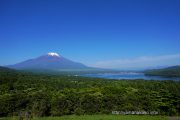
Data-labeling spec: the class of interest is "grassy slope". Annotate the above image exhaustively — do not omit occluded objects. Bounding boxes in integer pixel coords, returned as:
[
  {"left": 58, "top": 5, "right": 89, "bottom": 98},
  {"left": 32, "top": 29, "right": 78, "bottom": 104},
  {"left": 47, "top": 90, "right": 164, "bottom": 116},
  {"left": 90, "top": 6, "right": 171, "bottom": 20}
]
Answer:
[{"left": 1, "top": 115, "right": 169, "bottom": 120}]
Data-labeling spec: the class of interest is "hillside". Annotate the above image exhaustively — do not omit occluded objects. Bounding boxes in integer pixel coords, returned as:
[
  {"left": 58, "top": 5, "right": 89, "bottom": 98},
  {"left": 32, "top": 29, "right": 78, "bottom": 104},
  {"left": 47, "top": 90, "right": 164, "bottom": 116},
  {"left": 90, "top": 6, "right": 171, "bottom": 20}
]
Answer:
[
  {"left": 0, "top": 66, "right": 16, "bottom": 73},
  {"left": 0, "top": 66, "right": 180, "bottom": 117},
  {"left": 145, "top": 66, "right": 180, "bottom": 77}
]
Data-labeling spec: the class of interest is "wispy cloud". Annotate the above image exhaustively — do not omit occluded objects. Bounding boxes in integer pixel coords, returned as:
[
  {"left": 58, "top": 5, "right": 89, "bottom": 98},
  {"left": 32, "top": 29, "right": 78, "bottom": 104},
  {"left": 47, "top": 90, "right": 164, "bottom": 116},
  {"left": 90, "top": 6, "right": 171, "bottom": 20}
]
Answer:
[{"left": 91, "top": 54, "right": 180, "bottom": 70}]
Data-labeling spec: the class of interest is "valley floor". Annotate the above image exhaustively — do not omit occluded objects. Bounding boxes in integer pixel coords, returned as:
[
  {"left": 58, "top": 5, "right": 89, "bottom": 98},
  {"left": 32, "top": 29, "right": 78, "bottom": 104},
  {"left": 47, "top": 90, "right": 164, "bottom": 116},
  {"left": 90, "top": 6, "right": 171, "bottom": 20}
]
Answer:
[{"left": 1, "top": 115, "right": 177, "bottom": 120}]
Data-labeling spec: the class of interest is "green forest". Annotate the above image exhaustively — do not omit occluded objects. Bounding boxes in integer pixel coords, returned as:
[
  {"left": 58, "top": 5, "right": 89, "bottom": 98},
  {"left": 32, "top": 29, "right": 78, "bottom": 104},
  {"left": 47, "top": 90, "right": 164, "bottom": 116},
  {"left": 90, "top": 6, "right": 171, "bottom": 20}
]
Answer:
[
  {"left": 0, "top": 67, "right": 179, "bottom": 118},
  {"left": 145, "top": 66, "right": 180, "bottom": 77}
]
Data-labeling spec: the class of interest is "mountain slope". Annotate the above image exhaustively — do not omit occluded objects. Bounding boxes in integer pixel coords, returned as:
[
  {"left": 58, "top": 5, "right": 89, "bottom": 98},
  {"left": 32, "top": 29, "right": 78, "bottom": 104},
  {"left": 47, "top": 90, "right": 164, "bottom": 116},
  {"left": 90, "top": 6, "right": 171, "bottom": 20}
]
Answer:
[
  {"left": 7, "top": 52, "right": 88, "bottom": 70},
  {"left": 144, "top": 66, "right": 180, "bottom": 77}
]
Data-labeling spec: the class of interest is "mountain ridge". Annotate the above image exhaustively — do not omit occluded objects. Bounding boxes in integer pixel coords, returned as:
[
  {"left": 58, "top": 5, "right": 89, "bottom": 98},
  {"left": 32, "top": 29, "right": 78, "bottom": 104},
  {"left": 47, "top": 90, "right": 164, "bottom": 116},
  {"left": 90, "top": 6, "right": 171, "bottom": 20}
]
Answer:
[{"left": 144, "top": 66, "right": 180, "bottom": 77}]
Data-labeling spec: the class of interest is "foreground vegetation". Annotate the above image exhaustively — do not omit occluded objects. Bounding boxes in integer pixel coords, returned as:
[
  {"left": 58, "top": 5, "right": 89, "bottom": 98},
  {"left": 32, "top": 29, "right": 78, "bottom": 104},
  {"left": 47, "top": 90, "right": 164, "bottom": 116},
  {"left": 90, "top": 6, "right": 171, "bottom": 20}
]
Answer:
[
  {"left": 0, "top": 67, "right": 179, "bottom": 118},
  {"left": 1, "top": 115, "right": 169, "bottom": 120}
]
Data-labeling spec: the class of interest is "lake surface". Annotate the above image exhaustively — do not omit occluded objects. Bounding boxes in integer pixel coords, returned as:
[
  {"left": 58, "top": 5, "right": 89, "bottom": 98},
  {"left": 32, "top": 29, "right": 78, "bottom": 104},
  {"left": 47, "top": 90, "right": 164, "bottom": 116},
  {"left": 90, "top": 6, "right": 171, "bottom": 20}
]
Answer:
[{"left": 81, "top": 72, "right": 180, "bottom": 81}]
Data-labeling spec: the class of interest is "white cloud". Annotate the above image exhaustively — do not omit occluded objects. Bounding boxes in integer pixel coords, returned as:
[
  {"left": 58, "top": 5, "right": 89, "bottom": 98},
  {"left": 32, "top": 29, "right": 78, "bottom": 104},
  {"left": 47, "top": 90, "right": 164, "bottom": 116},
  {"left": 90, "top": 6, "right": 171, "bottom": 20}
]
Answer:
[{"left": 91, "top": 54, "right": 180, "bottom": 70}]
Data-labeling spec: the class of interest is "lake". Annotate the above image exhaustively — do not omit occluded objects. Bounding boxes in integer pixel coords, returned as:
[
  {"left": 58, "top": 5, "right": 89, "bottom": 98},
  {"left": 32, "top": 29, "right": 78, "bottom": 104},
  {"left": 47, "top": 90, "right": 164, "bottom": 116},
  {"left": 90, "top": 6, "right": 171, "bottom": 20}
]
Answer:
[{"left": 81, "top": 72, "right": 180, "bottom": 81}]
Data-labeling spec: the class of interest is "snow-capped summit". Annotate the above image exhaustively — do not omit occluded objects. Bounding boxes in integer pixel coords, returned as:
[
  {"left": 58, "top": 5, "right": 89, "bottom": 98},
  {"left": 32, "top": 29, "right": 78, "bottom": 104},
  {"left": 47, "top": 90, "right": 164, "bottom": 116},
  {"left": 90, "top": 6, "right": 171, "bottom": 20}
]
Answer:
[{"left": 47, "top": 52, "right": 60, "bottom": 57}]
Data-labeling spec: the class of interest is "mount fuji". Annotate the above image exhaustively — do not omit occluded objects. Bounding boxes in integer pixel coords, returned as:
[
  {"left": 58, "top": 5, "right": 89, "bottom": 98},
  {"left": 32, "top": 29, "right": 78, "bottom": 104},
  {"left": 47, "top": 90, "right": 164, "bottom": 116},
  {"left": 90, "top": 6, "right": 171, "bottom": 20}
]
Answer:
[{"left": 7, "top": 52, "right": 89, "bottom": 70}]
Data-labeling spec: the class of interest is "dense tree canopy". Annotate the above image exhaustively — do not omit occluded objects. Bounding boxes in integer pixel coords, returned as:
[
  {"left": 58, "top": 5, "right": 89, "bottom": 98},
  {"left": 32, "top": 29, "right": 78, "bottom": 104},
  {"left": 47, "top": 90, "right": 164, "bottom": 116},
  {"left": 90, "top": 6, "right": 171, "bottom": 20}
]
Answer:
[{"left": 0, "top": 67, "right": 179, "bottom": 117}]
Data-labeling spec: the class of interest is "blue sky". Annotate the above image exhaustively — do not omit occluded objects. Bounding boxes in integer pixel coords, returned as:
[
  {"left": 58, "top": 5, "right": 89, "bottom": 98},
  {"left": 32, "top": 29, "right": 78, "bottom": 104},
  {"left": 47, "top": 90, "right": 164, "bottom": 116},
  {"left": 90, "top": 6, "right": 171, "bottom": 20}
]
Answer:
[{"left": 0, "top": 0, "right": 180, "bottom": 69}]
